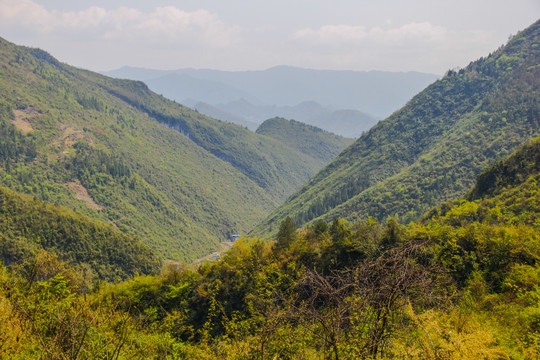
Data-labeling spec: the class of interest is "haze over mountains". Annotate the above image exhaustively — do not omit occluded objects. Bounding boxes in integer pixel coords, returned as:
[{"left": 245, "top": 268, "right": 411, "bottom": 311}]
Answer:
[{"left": 104, "top": 66, "right": 439, "bottom": 137}]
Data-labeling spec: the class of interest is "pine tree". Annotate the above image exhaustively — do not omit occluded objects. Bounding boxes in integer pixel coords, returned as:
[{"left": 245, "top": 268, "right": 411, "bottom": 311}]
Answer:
[{"left": 275, "top": 216, "right": 297, "bottom": 250}]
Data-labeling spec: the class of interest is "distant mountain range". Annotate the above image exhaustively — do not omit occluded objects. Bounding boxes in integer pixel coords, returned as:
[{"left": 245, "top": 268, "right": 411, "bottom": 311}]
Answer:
[{"left": 103, "top": 66, "right": 439, "bottom": 137}]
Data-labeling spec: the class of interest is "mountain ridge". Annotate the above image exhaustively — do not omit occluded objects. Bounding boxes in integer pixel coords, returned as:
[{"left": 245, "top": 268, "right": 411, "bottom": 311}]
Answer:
[
  {"left": 255, "top": 117, "right": 354, "bottom": 162},
  {"left": 252, "top": 19, "right": 540, "bottom": 237},
  {"left": 103, "top": 65, "right": 439, "bottom": 121},
  {"left": 207, "top": 99, "right": 379, "bottom": 137}
]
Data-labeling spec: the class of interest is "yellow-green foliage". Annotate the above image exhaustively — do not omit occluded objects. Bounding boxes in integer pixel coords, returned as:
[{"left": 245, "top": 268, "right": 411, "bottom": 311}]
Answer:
[
  {"left": 0, "top": 254, "right": 179, "bottom": 359},
  {"left": 392, "top": 305, "right": 509, "bottom": 360},
  {"left": 1, "top": 199, "right": 538, "bottom": 359},
  {"left": 0, "top": 275, "right": 34, "bottom": 357}
]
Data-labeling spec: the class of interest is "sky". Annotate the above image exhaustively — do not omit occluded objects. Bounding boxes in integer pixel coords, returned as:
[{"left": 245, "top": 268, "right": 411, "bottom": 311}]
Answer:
[{"left": 0, "top": 0, "right": 538, "bottom": 75}]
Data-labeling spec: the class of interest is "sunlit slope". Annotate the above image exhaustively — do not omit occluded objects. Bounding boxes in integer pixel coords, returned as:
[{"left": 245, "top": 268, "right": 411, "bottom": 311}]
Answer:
[
  {"left": 0, "top": 37, "right": 324, "bottom": 260},
  {"left": 253, "top": 19, "right": 540, "bottom": 237},
  {"left": 0, "top": 186, "right": 160, "bottom": 281}
]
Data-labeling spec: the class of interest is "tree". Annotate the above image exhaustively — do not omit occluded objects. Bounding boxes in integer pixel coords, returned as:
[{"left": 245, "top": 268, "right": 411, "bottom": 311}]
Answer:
[
  {"left": 275, "top": 216, "right": 297, "bottom": 251},
  {"left": 329, "top": 218, "right": 350, "bottom": 244},
  {"left": 313, "top": 220, "right": 329, "bottom": 236},
  {"left": 380, "top": 217, "right": 403, "bottom": 250}
]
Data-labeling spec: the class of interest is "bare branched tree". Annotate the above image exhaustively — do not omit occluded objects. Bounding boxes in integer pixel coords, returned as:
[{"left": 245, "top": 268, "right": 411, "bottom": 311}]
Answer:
[{"left": 278, "top": 241, "right": 436, "bottom": 360}]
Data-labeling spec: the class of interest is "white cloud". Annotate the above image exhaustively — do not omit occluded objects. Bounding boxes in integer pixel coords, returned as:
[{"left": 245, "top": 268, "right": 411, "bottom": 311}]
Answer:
[
  {"left": 294, "top": 22, "right": 459, "bottom": 45},
  {"left": 0, "top": 0, "right": 239, "bottom": 47},
  {"left": 0, "top": 0, "right": 530, "bottom": 73},
  {"left": 0, "top": 0, "right": 51, "bottom": 29},
  {"left": 59, "top": 7, "right": 109, "bottom": 29},
  {"left": 291, "top": 22, "right": 494, "bottom": 72},
  {"left": 295, "top": 25, "right": 368, "bottom": 43}
]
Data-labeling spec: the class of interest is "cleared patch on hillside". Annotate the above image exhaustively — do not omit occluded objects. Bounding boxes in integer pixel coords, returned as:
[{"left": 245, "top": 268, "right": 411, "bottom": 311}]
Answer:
[
  {"left": 12, "top": 108, "right": 38, "bottom": 134},
  {"left": 66, "top": 181, "right": 103, "bottom": 210},
  {"left": 61, "top": 126, "right": 93, "bottom": 148},
  {"left": 52, "top": 125, "right": 94, "bottom": 154}
]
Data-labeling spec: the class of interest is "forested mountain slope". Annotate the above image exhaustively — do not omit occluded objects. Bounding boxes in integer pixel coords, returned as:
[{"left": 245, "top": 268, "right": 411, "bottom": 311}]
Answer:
[
  {"left": 424, "top": 137, "right": 540, "bottom": 226},
  {"left": 0, "top": 37, "right": 334, "bottom": 261},
  {"left": 89, "top": 73, "right": 323, "bottom": 198},
  {"left": 4, "top": 138, "right": 536, "bottom": 358},
  {"left": 253, "top": 19, "right": 540, "bottom": 236},
  {"left": 256, "top": 117, "right": 354, "bottom": 162},
  {"left": 465, "top": 136, "right": 540, "bottom": 201},
  {"left": 0, "top": 186, "right": 159, "bottom": 281}
]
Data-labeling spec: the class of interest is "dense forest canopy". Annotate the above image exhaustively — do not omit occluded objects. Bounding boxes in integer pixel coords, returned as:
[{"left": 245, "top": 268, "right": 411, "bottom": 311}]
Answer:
[{"left": 1, "top": 137, "right": 539, "bottom": 358}]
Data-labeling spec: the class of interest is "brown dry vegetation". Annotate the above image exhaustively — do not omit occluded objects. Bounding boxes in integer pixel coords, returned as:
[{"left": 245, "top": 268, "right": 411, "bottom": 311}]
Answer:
[
  {"left": 66, "top": 180, "right": 103, "bottom": 210},
  {"left": 11, "top": 108, "right": 38, "bottom": 134}
]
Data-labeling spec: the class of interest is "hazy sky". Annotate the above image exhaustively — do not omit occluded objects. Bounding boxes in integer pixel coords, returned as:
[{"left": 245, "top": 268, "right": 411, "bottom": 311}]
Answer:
[{"left": 0, "top": 0, "right": 538, "bottom": 74}]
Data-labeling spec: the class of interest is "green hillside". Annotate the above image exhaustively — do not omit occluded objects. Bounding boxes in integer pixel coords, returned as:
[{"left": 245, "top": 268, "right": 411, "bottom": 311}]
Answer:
[
  {"left": 465, "top": 137, "right": 540, "bottom": 201},
  {"left": 422, "top": 137, "right": 540, "bottom": 232},
  {"left": 91, "top": 73, "right": 323, "bottom": 197},
  {"left": 0, "top": 186, "right": 159, "bottom": 281},
  {"left": 2, "top": 137, "right": 536, "bottom": 358},
  {"left": 88, "top": 137, "right": 540, "bottom": 358},
  {"left": 252, "top": 19, "right": 540, "bottom": 237},
  {"left": 256, "top": 117, "right": 354, "bottom": 162},
  {"left": 0, "top": 37, "right": 331, "bottom": 261}
]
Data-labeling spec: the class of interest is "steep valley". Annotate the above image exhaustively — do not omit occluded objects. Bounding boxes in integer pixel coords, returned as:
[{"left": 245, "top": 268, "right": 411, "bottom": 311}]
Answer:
[{"left": 0, "top": 37, "right": 351, "bottom": 261}]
